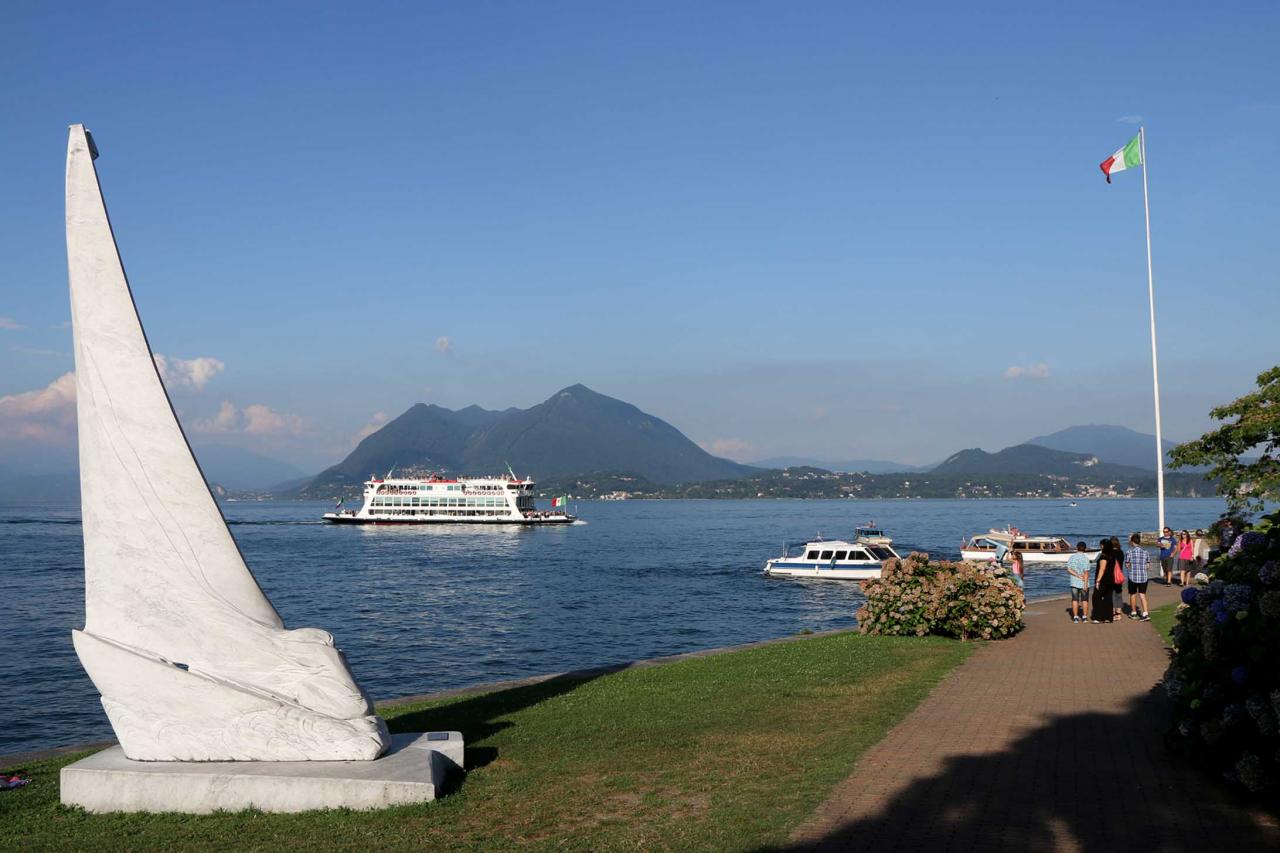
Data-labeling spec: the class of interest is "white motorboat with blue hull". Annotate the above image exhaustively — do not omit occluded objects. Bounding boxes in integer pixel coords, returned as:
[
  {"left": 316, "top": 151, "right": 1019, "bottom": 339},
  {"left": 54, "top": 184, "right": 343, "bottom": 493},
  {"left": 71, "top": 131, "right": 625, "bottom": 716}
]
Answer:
[{"left": 764, "top": 538, "right": 900, "bottom": 580}]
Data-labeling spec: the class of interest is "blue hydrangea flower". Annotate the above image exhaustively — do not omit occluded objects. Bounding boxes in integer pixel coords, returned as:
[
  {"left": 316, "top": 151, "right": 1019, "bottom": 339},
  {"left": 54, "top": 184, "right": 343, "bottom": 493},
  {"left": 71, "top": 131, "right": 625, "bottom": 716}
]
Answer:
[
  {"left": 1260, "top": 560, "right": 1278, "bottom": 586},
  {"left": 1231, "top": 665, "right": 1249, "bottom": 685},
  {"left": 1229, "top": 531, "right": 1265, "bottom": 557},
  {"left": 1181, "top": 587, "right": 1199, "bottom": 605},
  {"left": 1224, "top": 583, "right": 1253, "bottom": 613}
]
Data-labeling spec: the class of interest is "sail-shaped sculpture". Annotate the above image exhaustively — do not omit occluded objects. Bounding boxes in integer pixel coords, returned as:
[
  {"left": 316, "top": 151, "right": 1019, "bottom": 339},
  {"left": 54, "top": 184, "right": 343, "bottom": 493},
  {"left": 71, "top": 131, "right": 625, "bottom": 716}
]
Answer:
[{"left": 66, "top": 124, "right": 389, "bottom": 761}]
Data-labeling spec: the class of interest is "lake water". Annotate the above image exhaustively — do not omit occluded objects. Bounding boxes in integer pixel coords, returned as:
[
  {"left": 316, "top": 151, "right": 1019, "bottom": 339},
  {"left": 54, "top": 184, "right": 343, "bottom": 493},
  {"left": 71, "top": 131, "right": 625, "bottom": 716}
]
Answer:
[{"left": 0, "top": 497, "right": 1225, "bottom": 755}]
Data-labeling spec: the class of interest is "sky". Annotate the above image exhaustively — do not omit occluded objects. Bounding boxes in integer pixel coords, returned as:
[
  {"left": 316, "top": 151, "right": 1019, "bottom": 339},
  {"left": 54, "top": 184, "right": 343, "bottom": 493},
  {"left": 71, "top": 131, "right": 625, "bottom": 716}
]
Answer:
[{"left": 2, "top": 1, "right": 1278, "bottom": 473}]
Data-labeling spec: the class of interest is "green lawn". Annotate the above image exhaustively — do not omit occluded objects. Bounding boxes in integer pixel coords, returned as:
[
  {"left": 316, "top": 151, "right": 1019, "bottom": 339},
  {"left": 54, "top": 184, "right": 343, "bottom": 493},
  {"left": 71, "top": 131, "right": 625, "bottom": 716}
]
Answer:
[
  {"left": 2, "top": 632, "right": 971, "bottom": 851},
  {"left": 1149, "top": 602, "right": 1178, "bottom": 646}
]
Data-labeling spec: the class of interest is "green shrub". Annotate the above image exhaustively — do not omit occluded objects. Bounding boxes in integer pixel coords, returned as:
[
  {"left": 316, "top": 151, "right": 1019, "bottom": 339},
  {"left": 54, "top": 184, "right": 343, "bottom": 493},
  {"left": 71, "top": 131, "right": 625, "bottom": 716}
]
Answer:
[
  {"left": 857, "top": 553, "right": 1024, "bottom": 640},
  {"left": 1164, "top": 511, "right": 1280, "bottom": 802}
]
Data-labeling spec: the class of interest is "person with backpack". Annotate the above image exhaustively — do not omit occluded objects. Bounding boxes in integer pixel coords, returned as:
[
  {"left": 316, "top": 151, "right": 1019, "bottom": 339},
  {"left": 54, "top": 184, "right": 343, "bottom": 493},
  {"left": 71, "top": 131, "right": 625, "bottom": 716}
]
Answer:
[{"left": 1108, "top": 536, "right": 1126, "bottom": 619}]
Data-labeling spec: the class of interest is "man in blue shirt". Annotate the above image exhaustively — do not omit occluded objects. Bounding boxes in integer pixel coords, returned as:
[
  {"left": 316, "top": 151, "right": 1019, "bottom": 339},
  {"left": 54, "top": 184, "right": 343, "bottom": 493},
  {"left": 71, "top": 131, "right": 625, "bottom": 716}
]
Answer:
[
  {"left": 1157, "top": 526, "right": 1175, "bottom": 584},
  {"left": 1065, "top": 541, "right": 1092, "bottom": 623},
  {"left": 1125, "top": 533, "right": 1152, "bottom": 621}
]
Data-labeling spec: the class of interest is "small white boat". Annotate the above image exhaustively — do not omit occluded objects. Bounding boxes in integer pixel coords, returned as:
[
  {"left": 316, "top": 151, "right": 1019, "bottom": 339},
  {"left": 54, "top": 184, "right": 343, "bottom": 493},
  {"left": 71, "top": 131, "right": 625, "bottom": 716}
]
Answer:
[
  {"left": 961, "top": 528, "right": 1098, "bottom": 564},
  {"left": 854, "top": 523, "right": 892, "bottom": 546},
  {"left": 764, "top": 535, "right": 900, "bottom": 580}
]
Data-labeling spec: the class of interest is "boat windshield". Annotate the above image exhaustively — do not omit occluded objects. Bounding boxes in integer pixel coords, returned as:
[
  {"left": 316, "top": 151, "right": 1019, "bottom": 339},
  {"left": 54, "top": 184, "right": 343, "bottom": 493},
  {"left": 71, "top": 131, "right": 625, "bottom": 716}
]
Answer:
[{"left": 866, "top": 546, "right": 895, "bottom": 560}]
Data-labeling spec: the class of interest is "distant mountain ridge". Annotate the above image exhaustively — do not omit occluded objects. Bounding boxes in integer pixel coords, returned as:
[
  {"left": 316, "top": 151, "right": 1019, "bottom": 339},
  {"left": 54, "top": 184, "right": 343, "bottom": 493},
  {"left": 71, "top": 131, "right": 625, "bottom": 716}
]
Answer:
[
  {"left": 932, "top": 443, "right": 1150, "bottom": 478},
  {"left": 303, "top": 384, "right": 754, "bottom": 495},
  {"left": 1026, "top": 424, "right": 1177, "bottom": 470},
  {"left": 748, "top": 456, "right": 923, "bottom": 474}
]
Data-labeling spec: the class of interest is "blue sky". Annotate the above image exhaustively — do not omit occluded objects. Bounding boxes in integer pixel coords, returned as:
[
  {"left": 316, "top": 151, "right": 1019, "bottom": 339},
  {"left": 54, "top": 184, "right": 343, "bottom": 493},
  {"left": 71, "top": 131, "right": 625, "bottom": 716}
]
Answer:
[{"left": 2, "top": 1, "right": 1278, "bottom": 471}]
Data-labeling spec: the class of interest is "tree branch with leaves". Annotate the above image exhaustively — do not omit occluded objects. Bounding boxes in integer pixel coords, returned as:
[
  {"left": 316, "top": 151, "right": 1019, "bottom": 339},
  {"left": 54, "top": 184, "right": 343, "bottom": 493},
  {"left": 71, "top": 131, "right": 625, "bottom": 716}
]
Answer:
[{"left": 1170, "top": 365, "right": 1280, "bottom": 511}]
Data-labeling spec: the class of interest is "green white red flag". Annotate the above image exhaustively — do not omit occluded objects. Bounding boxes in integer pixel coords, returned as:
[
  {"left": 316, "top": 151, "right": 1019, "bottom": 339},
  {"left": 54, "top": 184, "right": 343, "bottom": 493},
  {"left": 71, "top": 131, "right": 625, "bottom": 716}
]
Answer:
[
  {"left": 552, "top": 496, "right": 568, "bottom": 508},
  {"left": 1100, "top": 134, "right": 1142, "bottom": 183}
]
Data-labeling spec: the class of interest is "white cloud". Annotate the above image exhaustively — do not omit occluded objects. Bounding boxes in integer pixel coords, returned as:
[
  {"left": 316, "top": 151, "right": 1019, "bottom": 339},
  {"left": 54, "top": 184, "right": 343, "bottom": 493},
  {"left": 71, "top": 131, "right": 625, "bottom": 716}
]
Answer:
[
  {"left": 352, "top": 411, "right": 389, "bottom": 445},
  {"left": 0, "top": 373, "right": 77, "bottom": 441},
  {"left": 192, "top": 400, "right": 306, "bottom": 435},
  {"left": 0, "top": 316, "right": 24, "bottom": 331},
  {"left": 1117, "top": 115, "right": 1143, "bottom": 124},
  {"left": 700, "top": 437, "right": 754, "bottom": 459},
  {"left": 154, "top": 354, "right": 225, "bottom": 392},
  {"left": 244, "top": 403, "right": 305, "bottom": 435},
  {"left": 435, "top": 336, "right": 453, "bottom": 356},
  {"left": 1004, "top": 363, "right": 1051, "bottom": 380}
]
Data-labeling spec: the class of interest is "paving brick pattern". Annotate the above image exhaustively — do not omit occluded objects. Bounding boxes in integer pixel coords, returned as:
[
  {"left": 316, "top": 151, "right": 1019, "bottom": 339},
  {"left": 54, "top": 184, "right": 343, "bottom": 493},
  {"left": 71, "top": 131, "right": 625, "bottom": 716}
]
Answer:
[{"left": 787, "top": 583, "right": 1280, "bottom": 852}]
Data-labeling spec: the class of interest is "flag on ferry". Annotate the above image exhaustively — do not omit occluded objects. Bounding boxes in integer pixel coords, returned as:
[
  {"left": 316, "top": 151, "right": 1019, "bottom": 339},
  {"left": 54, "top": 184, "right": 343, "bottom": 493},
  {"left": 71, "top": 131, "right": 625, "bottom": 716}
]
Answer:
[
  {"left": 552, "top": 496, "right": 568, "bottom": 508},
  {"left": 1100, "top": 133, "right": 1142, "bottom": 183}
]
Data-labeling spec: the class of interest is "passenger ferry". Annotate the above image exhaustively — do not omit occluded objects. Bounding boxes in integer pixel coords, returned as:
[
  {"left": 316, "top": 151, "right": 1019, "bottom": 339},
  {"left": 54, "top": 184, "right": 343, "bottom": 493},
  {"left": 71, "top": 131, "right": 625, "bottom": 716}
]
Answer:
[
  {"left": 961, "top": 528, "right": 1098, "bottom": 563},
  {"left": 322, "top": 473, "right": 575, "bottom": 525},
  {"left": 764, "top": 534, "right": 901, "bottom": 581}
]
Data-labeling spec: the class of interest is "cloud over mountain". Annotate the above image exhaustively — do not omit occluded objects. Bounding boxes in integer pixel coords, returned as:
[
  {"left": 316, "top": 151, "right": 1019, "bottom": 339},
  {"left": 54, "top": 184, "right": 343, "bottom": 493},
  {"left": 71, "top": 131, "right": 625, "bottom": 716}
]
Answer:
[{"left": 0, "top": 372, "right": 76, "bottom": 441}]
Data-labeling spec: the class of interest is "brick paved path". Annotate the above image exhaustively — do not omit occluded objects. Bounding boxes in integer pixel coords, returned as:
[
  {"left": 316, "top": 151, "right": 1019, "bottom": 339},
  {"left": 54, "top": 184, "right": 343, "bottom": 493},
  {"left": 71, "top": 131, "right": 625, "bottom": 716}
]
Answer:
[{"left": 787, "top": 582, "right": 1280, "bottom": 852}]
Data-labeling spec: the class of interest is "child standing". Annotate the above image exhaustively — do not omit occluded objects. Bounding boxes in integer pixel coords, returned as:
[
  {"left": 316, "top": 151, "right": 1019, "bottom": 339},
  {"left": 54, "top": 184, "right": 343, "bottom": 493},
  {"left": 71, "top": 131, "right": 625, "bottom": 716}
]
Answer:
[{"left": 1066, "top": 541, "right": 1091, "bottom": 623}]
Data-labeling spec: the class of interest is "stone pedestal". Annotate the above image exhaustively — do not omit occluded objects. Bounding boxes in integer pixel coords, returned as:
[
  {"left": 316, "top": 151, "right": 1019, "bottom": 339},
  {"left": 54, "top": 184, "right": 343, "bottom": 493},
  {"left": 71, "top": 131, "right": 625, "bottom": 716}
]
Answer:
[{"left": 60, "top": 732, "right": 463, "bottom": 814}]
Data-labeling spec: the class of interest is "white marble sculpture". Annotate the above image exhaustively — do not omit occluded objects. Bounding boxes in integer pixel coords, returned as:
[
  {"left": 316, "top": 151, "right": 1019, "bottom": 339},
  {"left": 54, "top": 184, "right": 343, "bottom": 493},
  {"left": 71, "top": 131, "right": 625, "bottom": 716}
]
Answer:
[{"left": 65, "top": 124, "right": 389, "bottom": 761}]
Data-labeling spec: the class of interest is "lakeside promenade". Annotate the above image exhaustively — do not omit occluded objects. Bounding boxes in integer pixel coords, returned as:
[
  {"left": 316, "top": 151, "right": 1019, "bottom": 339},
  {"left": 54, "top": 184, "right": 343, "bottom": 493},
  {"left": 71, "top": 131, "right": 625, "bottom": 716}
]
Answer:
[{"left": 788, "top": 582, "right": 1280, "bottom": 851}]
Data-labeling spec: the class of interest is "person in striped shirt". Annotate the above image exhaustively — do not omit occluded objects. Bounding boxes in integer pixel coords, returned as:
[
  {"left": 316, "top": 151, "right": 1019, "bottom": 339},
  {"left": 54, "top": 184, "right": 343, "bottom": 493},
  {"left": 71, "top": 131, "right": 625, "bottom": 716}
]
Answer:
[{"left": 1125, "top": 533, "right": 1152, "bottom": 621}]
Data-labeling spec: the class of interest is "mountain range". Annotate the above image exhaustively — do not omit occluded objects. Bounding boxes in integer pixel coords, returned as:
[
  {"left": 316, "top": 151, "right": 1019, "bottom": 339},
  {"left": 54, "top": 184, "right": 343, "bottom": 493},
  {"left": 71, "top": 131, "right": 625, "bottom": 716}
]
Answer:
[
  {"left": 302, "top": 384, "right": 754, "bottom": 495},
  {"left": 747, "top": 456, "right": 925, "bottom": 474},
  {"left": 1027, "top": 424, "right": 1176, "bottom": 470}
]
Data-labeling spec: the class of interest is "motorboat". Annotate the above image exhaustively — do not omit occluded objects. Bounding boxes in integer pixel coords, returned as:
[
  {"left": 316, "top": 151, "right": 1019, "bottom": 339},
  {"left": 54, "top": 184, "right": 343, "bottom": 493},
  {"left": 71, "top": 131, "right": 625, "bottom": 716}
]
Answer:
[
  {"left": 961, "top": 528, "right": 1099, "bottom": 564},
  {"left": 764, "top": 535, "right": 900, "bottom": 581}
]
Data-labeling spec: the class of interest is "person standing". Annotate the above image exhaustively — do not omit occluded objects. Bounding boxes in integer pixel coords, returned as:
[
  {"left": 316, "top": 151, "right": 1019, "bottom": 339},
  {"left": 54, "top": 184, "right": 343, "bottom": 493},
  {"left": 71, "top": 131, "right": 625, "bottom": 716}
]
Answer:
[
  {"left": 1125, "top": 533, "right": 1152, "bottom": 621},
  {"left": 1009, "top": 549, "right": 1025, "bottom": 589},
  {"left": 1178, "top": 530, "right": 1195, "bottom": 586},
  {"left": 1192, "top": 529, "right": 1210, "bottom": 576},
  {"left": 1157, "top": 526, "right": 1175, "bottom": 584},
  {"left": 1213, "top": 519, "right": 1236, "bottom": 563},
  {"left": 1109, "top": 536, "right": 1126, "bottom": 619},
  {"left": 1093, "top": 539, "right": 1116, "bottom": 623},
  {"left": 1066, "top": 541, "right": 1092, "bottom": 623}
]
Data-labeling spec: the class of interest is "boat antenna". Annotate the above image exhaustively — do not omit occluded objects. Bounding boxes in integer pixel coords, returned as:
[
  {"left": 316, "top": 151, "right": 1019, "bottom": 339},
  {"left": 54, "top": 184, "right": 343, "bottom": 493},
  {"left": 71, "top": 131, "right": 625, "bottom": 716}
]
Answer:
[
  {"left": 506, "top": 461, "right": 517, "bottom": 480},
  {"left": 386, "top": 465, "right": 395, "bottom": 479}
]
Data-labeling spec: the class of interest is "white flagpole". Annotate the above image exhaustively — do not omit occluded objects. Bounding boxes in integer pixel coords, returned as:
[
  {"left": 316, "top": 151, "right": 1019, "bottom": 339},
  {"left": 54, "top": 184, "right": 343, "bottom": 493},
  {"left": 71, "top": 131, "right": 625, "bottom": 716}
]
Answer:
[{"left": 1139, "top": 126, "right": 1166, "bottom": 533}]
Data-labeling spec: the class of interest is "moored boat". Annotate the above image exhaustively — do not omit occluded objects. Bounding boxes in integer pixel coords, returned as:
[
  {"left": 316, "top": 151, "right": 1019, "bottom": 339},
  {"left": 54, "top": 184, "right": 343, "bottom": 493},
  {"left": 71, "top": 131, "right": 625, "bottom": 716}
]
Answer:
[
  {"left": 961, "top": 528, "right": 1099, "bottom": 563},
  {"left": 323, "top": 473, "right": 575, "bottom": 525},
  {"left": 764, "top": 534, "right": 900, "bottom": 580}
]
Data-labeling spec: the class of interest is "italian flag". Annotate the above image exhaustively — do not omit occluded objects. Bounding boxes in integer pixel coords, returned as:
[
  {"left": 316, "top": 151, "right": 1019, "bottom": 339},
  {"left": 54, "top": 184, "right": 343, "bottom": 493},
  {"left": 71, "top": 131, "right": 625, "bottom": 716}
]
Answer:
[
  {"left": 1100, "top": 134, "right": 1142, "bottom": 183},
  {"left": 552, "top": 496, "right": 568, "bottom": 508}
]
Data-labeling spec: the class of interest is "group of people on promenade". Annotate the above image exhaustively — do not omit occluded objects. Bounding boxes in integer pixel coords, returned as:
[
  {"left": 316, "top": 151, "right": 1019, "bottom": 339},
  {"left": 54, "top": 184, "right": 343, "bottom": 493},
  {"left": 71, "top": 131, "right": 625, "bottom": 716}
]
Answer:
[{"left": 1060, "top": 524, "right": 1226, "bottom": 624}]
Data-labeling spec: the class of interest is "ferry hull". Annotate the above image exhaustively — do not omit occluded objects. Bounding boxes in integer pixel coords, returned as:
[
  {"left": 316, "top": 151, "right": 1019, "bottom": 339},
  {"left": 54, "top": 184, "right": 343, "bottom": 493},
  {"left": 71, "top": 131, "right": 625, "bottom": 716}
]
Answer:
[
  {"left": 763, "top": 561, "right": 882, "bottom": 581},
  {"left": 323, "top": 513, "right": 575, "bottom": 526},
  {"left": 961, "top": 549, "right": 1099, "bottom": 564}
]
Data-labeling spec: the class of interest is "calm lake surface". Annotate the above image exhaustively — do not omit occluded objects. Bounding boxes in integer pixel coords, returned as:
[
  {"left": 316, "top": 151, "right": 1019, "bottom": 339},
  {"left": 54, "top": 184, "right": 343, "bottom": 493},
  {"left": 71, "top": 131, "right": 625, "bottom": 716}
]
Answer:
[{"left": 0, "top": 497, "right": 1225, "bottom": 755}]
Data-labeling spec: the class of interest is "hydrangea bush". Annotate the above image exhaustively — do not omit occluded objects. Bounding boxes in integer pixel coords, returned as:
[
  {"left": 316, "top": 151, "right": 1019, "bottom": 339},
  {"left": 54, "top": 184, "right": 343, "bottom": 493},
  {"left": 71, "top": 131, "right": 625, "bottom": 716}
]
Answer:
[
  {"left": 857, "top": 553, "right": 1024, "bottom": 640},
  {"left": 1165, "top": 511, "right": 1280, "bottom": 801}
]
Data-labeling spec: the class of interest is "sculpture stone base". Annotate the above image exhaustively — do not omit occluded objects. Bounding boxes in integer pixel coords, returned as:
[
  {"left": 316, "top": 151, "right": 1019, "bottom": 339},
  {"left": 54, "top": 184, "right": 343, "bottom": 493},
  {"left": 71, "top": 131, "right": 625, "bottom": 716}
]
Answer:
[{"left": 60, "top": 732, "right": 463, "bottom": 814}]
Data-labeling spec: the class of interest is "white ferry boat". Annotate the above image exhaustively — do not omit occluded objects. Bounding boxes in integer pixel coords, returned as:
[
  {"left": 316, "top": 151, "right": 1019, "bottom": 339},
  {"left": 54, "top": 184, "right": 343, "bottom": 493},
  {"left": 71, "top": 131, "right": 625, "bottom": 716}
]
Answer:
[
  {"left": 961, "top": 528, "right": 1098, "bottom": 564},
  {"left": 764, "top": 535, "right": 900, "bottom": 581},
  {"left": 322, "top": 473, "right": 575, "bottom": 525}
]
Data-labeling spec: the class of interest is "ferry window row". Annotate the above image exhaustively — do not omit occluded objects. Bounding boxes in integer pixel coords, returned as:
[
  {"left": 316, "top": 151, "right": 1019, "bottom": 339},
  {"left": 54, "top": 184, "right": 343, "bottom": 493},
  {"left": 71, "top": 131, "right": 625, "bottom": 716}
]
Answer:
[
  {"left": 371, "top": 508, "right": 512, "bottom": 517},
  {"left": 372, "top": 497, "right": 508, "bottom": 508},
  {"left": 803, "top": 547, "right": 894, "bottom": 561}
]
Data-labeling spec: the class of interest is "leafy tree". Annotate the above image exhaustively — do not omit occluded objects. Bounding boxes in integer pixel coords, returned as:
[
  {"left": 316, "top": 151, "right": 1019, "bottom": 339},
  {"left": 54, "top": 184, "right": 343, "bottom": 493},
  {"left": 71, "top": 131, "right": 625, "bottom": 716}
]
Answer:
[{"left": 1170, "top": 365, "right": 1280, "bottom": 511}]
